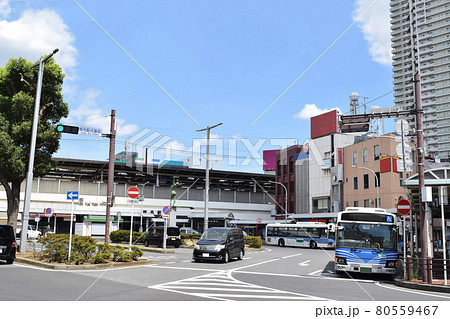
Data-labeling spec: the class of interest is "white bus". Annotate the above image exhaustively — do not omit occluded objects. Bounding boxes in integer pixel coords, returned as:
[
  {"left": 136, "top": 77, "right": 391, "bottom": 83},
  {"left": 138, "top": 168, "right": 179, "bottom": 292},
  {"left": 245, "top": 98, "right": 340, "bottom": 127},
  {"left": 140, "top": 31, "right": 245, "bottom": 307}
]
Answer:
[{"left": 265, "top": 222, "right": 335, "bottom": 249}]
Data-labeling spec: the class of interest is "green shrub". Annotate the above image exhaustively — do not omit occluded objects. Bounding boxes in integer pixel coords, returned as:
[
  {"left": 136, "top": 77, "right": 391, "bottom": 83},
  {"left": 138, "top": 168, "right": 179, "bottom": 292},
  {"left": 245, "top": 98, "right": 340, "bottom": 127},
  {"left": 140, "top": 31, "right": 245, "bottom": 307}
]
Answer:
[
  {"left": 245, "top": 236, "right": 262, "bottom": 248},
  {"left": 37, "top": 234, "right": 142, "bottom": 264},
  {"left": 110, "top": 230, "right": 146, "bottom": 243},
  {"left": 180, "top": 233, "right": 200, "bottom": 245}
]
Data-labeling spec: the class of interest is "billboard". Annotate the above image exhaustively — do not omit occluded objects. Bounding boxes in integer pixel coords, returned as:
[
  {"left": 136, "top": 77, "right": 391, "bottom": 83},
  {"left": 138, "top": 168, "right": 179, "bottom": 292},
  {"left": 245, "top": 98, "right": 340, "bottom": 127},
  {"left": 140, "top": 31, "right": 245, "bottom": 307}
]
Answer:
[
  {"left": 263, "top": 150, "right": 278, "bottom": 171},
  {"left": 310, "top": 110, "right": 338, "bottom": 139}
]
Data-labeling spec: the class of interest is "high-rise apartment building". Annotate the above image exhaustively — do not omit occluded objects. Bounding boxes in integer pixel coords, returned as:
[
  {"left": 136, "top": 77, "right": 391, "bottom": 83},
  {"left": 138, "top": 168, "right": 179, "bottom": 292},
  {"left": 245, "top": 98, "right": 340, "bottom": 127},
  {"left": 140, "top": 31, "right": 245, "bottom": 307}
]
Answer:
[{"left": 390, "top": 0, "right": 450, "bottom": 160}]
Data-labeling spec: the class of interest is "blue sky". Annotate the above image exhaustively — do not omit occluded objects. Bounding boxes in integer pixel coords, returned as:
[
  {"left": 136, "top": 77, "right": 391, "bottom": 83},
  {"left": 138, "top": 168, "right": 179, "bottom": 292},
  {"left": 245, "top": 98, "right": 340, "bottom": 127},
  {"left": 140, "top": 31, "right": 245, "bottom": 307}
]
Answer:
[{"left": 0, "top": 0, "right": 395, "bottom": 173}]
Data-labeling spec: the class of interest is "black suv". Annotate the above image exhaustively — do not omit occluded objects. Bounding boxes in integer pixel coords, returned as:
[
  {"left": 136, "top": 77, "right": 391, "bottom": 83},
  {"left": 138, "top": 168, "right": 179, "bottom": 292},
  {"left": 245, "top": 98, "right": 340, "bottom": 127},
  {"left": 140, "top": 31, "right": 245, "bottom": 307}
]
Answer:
[
  {"left": 143, "top": 226, "right": 181, "bottom": 248},
  {"left": 0, "top": 225, "right": 16, "bottom": 264}
]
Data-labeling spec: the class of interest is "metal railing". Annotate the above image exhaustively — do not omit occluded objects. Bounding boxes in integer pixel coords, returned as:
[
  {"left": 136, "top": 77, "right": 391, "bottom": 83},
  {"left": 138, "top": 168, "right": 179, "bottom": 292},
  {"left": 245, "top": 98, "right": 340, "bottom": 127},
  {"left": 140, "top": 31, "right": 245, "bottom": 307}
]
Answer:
[{"left": 400, "top": 255, "right": 449, "bottom": 285}]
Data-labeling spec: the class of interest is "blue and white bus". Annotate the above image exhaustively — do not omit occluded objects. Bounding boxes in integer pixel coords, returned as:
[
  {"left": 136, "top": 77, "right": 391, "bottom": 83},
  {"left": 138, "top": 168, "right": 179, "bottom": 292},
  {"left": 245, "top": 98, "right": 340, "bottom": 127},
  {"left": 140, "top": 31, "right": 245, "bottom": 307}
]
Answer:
[
  {"left": 335, "top": 207, "right": 398, "bottom": 275},
  {"left": 265, "top": 222, "right": 335, "bottom": 249}
]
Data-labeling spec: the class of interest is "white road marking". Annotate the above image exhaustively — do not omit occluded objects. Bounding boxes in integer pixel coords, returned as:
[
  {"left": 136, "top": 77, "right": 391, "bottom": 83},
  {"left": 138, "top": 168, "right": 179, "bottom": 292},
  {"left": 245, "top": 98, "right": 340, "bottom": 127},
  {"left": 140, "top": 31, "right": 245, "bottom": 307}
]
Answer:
[
  {"left": 149, "top": 270, "right": 331, "bottom": 301},
  {"left": 299, "top": 260, "right": 311, "bottom": 267},
  {"left": 281, "top": 253, "right": 303, "bottom": 259},
  {"left": 375, "top": 282, "right": 450, "bottom": 299},
  {"left": 308, "top": 269, "right": 323, "bottom": 276}
]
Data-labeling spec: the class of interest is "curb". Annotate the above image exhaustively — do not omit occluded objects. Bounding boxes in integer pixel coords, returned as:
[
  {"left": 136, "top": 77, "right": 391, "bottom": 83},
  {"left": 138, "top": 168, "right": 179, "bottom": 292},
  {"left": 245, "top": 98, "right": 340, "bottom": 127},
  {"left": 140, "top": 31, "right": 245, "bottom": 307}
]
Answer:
[
  {"left": 15, "top": 255, "right": 153, "bottom": 270},
  {"left": 394, "top": 278, "right": 450, "bottom": 294}
]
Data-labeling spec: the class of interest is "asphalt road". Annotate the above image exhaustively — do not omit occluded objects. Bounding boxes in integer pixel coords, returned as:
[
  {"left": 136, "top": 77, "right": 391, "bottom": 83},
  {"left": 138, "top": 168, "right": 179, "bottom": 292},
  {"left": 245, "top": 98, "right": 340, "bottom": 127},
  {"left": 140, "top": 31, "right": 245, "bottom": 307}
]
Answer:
[{"left": 2, "top": 245, "right": 450, "bottom": 304}]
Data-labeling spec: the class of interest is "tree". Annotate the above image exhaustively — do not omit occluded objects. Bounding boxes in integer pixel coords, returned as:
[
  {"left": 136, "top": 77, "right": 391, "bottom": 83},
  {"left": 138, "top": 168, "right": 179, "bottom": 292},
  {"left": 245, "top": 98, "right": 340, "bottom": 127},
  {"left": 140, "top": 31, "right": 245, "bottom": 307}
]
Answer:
[{"left": 0, "top": 57, "right": 68, "bottom": 230}]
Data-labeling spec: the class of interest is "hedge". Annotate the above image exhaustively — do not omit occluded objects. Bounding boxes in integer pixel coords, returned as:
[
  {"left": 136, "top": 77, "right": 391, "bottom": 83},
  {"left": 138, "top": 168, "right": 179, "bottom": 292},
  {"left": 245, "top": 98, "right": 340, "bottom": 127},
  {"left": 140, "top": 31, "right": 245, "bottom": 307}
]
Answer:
[
  {"left": 244, "top": 236, "right": 262, "bottom": 248},
  {"left": 110, "top": 230, "right": 147, "bottom": 244},
  {"left": 38, "top": 234, "right": 143, "bottom": 264}
]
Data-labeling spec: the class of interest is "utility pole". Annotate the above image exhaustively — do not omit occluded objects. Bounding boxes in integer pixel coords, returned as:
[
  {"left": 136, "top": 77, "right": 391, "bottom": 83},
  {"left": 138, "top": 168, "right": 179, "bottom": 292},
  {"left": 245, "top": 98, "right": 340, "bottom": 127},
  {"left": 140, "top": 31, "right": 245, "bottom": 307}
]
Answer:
[
  {"left": 414, "top": 73, "right": 433, "bottom": 283},
  {"left": 105, "top": 110, "right": 116, "bottom": 244},
  {"left": 20, "top": 49, "right": 59, "bottom": 253},
  {"left": 197, "top": 123, "right": 222, "bottom": 231}
]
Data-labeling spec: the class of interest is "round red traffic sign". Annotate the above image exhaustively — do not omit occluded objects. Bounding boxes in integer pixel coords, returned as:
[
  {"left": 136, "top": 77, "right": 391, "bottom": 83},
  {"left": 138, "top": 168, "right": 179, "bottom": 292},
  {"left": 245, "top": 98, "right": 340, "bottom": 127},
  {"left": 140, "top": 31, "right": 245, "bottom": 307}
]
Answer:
[
  {"left": 397, "top": 199, "right": 411, "bottom": 215},
  {"left": 257, "top": 218, "right": 262, "bottom": 224},
  {"left": 162, "top": 206, "right": 170, "bottom": 218},
  {"left": 127, "top": 186, "right": 140, "bottom": 199}
]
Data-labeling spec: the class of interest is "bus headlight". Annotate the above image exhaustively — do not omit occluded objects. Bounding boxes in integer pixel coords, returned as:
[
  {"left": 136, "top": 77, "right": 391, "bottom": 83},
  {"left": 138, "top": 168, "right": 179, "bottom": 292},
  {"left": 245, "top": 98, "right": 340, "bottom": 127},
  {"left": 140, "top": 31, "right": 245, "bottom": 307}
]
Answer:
[
  {"left": 335, "top": 257, "right": 347, "bottom": 265},
  {"left": 386, "top": 261, "right": 397, "bottom": 268}
]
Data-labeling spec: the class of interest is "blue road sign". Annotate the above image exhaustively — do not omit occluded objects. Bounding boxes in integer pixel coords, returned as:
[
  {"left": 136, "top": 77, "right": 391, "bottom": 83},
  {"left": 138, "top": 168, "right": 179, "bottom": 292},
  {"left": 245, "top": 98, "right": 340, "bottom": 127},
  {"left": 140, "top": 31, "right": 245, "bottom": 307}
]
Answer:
[
  {"left": 67, "top": 191, "right": 79, "bottom": 200},
  {"left": 163, "top": 206, "right": 170, "bottom": 214}
]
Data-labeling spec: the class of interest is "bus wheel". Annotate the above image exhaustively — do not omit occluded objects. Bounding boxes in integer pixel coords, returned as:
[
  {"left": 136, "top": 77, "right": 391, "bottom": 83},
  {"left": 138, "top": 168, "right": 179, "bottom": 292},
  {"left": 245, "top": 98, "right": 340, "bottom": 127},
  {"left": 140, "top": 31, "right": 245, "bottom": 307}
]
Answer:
[
  {"left": 278, "top": 239, "right": 285, "bottom": 247},
  {"left": 310, "top": 241, "right": 317, "bottom": 249}
]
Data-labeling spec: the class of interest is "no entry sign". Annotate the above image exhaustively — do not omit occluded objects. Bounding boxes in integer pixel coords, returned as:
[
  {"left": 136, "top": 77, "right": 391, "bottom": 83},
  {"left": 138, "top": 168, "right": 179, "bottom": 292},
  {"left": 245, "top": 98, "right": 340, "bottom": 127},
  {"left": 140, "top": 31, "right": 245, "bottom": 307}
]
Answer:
[
  {"left": 127, "top": 186, "right": 140, "bottom": 199},
  {"left": 397, "top": 199, "right": 411, "bottom": 215}
]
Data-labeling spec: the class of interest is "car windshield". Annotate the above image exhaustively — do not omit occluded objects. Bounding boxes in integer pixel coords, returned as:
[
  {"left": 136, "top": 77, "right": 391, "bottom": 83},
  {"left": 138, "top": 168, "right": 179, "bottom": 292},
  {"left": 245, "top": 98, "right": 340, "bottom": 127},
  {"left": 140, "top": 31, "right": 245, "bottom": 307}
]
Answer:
[{"left": 200, "top": 229, "right": 228, "bottom": 241}]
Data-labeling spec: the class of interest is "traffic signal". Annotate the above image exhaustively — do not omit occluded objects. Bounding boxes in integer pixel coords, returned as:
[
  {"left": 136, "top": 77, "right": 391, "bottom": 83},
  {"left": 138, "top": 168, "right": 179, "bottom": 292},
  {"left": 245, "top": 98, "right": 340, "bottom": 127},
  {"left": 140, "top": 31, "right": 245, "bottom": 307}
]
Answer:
[{"left": 56, "top": 124, "right": 79, "bottom": 134}]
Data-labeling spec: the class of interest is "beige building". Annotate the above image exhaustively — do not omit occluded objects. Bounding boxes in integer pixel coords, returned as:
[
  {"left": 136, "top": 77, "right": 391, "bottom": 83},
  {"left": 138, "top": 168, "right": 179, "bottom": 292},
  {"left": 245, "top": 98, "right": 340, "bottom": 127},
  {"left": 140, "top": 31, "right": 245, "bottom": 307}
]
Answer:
[{"left": 342, "top": 134, "right": 415, "bottom": 212}]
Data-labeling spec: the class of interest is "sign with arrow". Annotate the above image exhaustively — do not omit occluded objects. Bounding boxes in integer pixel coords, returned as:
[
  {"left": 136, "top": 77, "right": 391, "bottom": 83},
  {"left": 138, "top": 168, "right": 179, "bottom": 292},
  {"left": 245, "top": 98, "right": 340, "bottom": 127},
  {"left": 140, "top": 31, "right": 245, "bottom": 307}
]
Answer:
[{"left": 67, "top": 191, "right": 79, "bottom": 200}]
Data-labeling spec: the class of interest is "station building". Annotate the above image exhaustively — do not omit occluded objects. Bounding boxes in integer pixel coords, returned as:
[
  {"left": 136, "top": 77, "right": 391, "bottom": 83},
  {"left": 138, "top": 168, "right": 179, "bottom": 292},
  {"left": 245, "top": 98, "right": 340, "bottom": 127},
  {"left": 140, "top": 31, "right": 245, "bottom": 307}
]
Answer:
[{"left": 0, "top": 158, "right": 276, "bottom": 236}]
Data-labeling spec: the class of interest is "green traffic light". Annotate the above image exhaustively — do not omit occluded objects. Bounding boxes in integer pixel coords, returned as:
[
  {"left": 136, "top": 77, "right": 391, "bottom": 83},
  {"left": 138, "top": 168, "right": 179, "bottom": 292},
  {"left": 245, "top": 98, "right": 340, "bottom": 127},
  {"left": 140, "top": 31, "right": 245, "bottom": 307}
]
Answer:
[{"left": 57, "top": 125, "right": 64, "bottom": 132}]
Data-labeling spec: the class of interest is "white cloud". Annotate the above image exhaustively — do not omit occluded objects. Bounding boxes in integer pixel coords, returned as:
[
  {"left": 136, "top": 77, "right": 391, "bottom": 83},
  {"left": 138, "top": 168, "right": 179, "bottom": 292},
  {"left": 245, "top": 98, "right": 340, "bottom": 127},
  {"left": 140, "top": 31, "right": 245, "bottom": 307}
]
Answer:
[
  {"left": 294, "top": 104, "right": 341, "bottom": 120},
  {"left": 0, "top": 0, "right": 11, "bottom": 18},
  {"left": 354, "top": 0, "right": 392, "bottom": 66},
  {"left": 66, "top": 88, "right": 138, "bottom": 137},
  {"left": 0, "top": 5, "right": 78, "bottom": 77}
]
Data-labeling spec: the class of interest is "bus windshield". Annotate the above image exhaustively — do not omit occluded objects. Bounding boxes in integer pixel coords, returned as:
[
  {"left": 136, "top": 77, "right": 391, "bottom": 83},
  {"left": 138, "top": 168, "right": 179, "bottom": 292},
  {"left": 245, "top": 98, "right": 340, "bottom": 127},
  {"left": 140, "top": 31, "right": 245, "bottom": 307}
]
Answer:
[{"left": 337, "top": 223, "right": 396, "bottom": 251}]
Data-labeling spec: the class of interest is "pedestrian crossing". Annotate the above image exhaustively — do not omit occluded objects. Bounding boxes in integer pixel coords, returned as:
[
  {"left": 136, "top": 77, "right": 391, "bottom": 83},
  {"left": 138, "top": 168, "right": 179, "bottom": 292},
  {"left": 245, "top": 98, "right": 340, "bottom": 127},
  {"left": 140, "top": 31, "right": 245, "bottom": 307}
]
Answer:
[{"left": 148, "top": 270, "right": 330, "bottom": 301}]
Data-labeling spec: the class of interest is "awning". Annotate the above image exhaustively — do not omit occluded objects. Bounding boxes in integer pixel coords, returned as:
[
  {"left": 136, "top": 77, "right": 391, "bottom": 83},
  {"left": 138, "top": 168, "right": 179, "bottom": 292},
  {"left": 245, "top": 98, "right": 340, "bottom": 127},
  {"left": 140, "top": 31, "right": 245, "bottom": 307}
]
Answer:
[{"left": 189, "top": 212, "right": 235, "bottom": 219}]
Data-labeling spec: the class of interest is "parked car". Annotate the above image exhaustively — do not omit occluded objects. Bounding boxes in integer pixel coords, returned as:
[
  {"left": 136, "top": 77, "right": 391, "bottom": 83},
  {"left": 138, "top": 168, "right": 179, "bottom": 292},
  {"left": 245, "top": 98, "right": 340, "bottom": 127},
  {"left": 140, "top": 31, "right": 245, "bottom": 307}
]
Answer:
[
  {"left": 143, "top": 226, "right": 180, "bottom": 248},
  {"left": 16, "top": 224, "right": 42, "bottom": 240},
  {"left": 0, "top": 225, "right": 16, "bottom": 264},
  {"left": 180, "top": 227, "right": 199, "bottom": 235},
  {"left": 193, "top": 227, "right": 245, "bottom": 263}
]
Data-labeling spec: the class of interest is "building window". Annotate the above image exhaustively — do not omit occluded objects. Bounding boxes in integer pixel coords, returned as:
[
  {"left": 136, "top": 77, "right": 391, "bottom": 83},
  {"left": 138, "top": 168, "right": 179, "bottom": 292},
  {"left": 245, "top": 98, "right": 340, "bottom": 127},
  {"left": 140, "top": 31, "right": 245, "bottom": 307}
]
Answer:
[
  {"left": 364, "top": 199, "right": 370, "bottom": 207},
  {"left": 374, "top": 145, "right": 379, "bottom": 160},
  {"left": 353, "top": 201, "right": 359, "bottom": 207},
  {"left": 352, "top": 151, "right": 358, "bottom": 166},
  {"left": 363, "top": 148, "right": 368, "bottom": 163},
  {"left": 318, "top": 198, "right": 328, "bottom": 209},
  {"left": 363, "top": 174, "right": 369, "bottom": 189},
  {"left": 283, "top": 164, "right": 287, "bottom": 175},
  {"left": 353, "top": 177, "right": 358, "bottom": 190},
  {"left": 289, "top": 157, "right": 294, "bottom": 173},
  {"left": 290, "top": 201, "right": 295, "bottom": 213},
  {"left": 277, "top": 161, "right": 281, "bottom": 175},
  {"left": 332, "top": 185, "right": 339, "bottom": 194},
  {"left": 290, "top": 181, "right": 294, "bottom": 193},
  {"left": 375, "top": 172, "right": 380, "bottom": 187}
]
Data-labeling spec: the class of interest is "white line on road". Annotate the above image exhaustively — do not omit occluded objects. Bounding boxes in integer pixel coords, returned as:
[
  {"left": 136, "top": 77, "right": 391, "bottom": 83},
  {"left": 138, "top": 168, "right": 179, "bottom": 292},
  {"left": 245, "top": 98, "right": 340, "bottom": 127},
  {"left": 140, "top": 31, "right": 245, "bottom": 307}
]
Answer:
[
  {"left": 281, "top": 253, "right": 303, "bottom": 259},
  {"left": 375, "top": 282, "right": 450, "bottom": 299},
  {"left": 299, "top": 260, "right": 311, "bottom": 267},
  {"left": 308, "top": 269, "right": 323, "bottom": 276}
]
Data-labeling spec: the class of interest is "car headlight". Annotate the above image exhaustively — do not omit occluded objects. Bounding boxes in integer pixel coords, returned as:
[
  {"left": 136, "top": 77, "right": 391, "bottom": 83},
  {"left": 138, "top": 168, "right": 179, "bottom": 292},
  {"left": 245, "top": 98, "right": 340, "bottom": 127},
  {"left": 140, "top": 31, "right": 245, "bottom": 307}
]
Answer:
[
  {"left": 214, "top": 244, "right": 225, "bottom": 251},
  {"left": 194, "top": 244, "right": 200, "bottom": 249}
]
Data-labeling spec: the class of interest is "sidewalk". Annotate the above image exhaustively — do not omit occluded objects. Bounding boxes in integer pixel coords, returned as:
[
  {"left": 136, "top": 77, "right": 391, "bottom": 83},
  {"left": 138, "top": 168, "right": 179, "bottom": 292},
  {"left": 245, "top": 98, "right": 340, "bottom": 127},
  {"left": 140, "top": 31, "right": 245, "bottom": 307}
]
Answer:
[{"left": 394, "top": 278, "right": 450, "bottom": 294}]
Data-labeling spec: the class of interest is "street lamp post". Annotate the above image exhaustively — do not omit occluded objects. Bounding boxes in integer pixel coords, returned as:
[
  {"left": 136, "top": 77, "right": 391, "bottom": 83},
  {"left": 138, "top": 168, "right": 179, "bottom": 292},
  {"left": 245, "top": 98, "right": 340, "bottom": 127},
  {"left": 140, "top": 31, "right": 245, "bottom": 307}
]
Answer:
[
  {"left": 20, "top": 49, "right": 59, "bottom": 253},
  {"left": 197, "top": 123, "right": 222, "bottom": 231},
  {"left": 270, "top": 181, "right": 288, "bottom": 223},
  {"left": 353, "top": 165, "right": 379, "bottom": 208}
]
